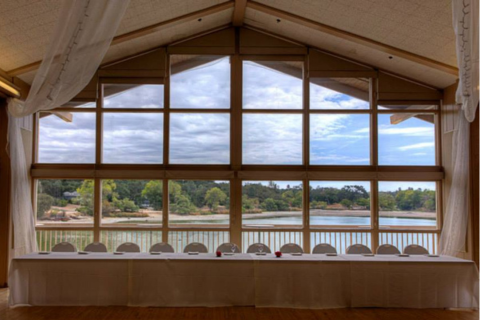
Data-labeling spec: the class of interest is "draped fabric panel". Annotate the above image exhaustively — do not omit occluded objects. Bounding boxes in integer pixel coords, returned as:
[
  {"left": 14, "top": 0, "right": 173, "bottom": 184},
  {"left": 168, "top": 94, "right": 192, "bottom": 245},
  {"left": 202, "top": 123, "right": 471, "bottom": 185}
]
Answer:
[
  {"left": 440, "top": 0, "right": 479, "bottom": 256},
  {"left": 6, "top": 0, "right": 130, "bottom": 256}
]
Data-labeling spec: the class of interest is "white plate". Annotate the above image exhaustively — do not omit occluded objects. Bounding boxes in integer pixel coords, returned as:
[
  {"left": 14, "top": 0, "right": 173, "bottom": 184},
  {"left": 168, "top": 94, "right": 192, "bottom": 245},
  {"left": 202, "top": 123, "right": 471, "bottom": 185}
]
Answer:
[
  {"left": 150, "top": 252, "right": 161, "bottom": 255},
  {"left": 223, "top": 252, "right": 235, "bottom": 256},
  {"left": 362, "top": 253, "right": 375, "bottom": 257},
  {"left": 291, "top": 253, "right": 302, "bottom": 256},
  {"left": 255, "top": 252, "right": 267, "bottom": 256},
  {"left": 188, "top": 252, "right": 199, "bottom": 255},
  {"left": 38, "top": 251, "right": 50, "bottom": 255},
  {"left": 397, "top": 254, "right": 409, "bottom": 257},
  {"left": 78, "top": 251, "right": 88, "bottom": 255},
  {"left": 427, "top": 254, "right": 439, "bottom": 258},
  {"left": 326, "top": 253, "right": 337, "bottom": 256},
  {"left": 113, "top": 252, "right": 124, "bottom": 255}
]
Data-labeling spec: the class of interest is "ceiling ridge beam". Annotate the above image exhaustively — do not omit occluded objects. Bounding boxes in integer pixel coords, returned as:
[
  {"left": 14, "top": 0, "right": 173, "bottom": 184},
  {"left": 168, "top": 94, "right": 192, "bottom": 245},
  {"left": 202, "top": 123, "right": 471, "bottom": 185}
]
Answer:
[
  {"left": 6, "top": 1, "right": 235, "bottom": 77},
  {"left": 232, "top": 0, "right": 248, "bottom": 26},
  {"left": 247, "top": 1, "right": 458, "bottom": 76}
]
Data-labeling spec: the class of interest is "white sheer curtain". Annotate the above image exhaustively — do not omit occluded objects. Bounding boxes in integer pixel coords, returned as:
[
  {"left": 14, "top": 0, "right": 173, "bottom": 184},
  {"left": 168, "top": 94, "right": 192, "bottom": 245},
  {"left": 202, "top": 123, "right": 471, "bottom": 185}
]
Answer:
[
  {"left": 7, "top": 0, "right": 129, "bottom": 256},
  {"left": 440, "top": 0, "right": 479, "bottom": 256}
]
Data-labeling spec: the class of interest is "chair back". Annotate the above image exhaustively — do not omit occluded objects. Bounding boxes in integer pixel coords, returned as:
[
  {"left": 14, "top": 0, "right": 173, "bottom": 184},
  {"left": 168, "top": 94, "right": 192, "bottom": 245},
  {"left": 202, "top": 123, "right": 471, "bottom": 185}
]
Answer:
[
  {"left": 149, "top": 242, "right": 175, "bottom": 253},
  {"left": 183, "top": 242, "right": 208, "bottom": 253},
  {"left": 280, "top": 243, "right": 303, "bottom": 254},
  {"left": 246, "top": 243, "right": 272, "bottom": 253},
  {"left": 376, "top": 244, "right": 400, "bottom": 255},
  {"left": 312, "top": 243, "right": 337, "bottom": 254},
  {"left": 346, "top": 244, "right": 372, "bottom": 254},
  {"left": 216, "top": 243, "right": 240, "bottom": 253},
  {"left": 84, "top": 242, "right": 107, "bottom": 253},
  {"left": 403, "top": 244, "right": 429, "bottom": 255},
  {"left": 52, "top": 242, "right": 77, "bottom": 252},
  {"left": 116, "top": 242, "right": 140, "bottom": 253}
]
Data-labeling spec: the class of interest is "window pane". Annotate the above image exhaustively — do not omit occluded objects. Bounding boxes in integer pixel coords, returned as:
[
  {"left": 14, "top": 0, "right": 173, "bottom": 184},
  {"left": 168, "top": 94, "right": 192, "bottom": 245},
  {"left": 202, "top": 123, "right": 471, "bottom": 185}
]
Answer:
[
  {"left": 378, "top": 114, "right": 435, "bottom": 165},
  {"left": 36, "top": 179, "right": 93, "bottom": 225},
  {"left": 103, "top": 113, "right": 163, "bottom": 164},
  {"left": 243, "top": 114, "right": 302, "bottom": 164},
  {"left": 310, "top": 114, "right": 370, "bottom": 165},
  {"left": 242, "top": 181, "right": 303, "bottom": 227},
  {"left": 170, "top": 55, "right": 230, "bottom": 109},
  {"left": 309, "top": 181, "right": 371, "bottom": 227},
  {"left": 378, "top": 181, "right": 437, "bottom": 228},
  {"left": 170, "top": 113, "right": 230, "bottom": 164},
  {"left": 243, "top": 61, "right": 303, "bottom": 109},
  {"left": 38, "top": 112, "right": 95, "bottom": 163},
  {"left": 168, "top": 180, "right": 230, "bottom": 227},
  {"left": 101, "top": 180, "right": 162, "bottom": 226},
  {"left": 310, "top": 78, "right": 369, "bottom": 109},
  {"left": 103, "top": 84, "right": 163, "bottom": 109}
]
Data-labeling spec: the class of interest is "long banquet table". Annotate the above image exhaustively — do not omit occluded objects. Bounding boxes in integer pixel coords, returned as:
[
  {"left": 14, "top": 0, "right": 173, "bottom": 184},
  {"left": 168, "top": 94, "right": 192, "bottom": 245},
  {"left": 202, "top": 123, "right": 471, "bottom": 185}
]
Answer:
[{"left": 8, "top": 252, "right": 479, "bottom": 309}]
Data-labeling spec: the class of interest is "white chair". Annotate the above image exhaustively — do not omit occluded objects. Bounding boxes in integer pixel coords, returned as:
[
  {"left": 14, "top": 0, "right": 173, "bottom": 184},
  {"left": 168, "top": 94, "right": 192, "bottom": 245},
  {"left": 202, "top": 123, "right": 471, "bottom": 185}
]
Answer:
[
  {"left": 84, "top": 242, "right": 107, "bottom": 252},
  {"left": 246, "top": 243, "right": 272, "bottom": 254},
  {"left": 116, "top": 242, "right": 140, "bottom": 253},
  {"left": 216, "top": 243, "right": 240, "bottom": 253},
  {"left": 52, "top": 242, "right": 77, "bottom": 252},
  {"left": 149, "top": 242, "right": 174, "bottom": 253},
  {"left": 376, "top": 244, "right": 400, "bottom": 255},
  {"left": 346, "top": 244, "right": 372, "bottom": 254},
  {"left": 280, "top": 243, "right": 303, "bottom": 254},
  {"left": 183, "top": 242, "right": 208, "bottom": 253},
  {"left": 312, "top": 243, "right": 337, "bottom": 254},
  {"left": 403, "top": 244, "right": 429, "bottom": 255}
]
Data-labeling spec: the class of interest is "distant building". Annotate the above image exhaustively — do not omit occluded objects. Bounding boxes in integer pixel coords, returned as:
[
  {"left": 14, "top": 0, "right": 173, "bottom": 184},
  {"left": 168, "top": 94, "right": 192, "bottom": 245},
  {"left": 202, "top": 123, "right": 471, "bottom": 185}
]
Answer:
[{"left": 63, "top": 191, "right": 79, "bottom": 200}]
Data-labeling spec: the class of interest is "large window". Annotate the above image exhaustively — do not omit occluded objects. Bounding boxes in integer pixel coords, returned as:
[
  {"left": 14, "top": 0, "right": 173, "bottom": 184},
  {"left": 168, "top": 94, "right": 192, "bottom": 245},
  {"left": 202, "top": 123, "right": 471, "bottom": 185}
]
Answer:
[
  {"left": 309, "top": 181, "right": 371, "bottom": 227},
  {"left": 242, "top": 181, "right": 303, "bottom": 227},
  {"left": 378, "top": 181, "right": 437, "bottom": 229},
  {"left": 38, "top": 112, "right": 96, "bottom": 163},
  {"left": 168, "top": 180, "right": 230, "bottom": 227},
  {"left": 378, "top": 113, "right": 436, "bottom": 165},
  {"left": 36, "top": 179, "right": 94, "bottom": 225},
  {"left": 101, "top": 179, "right": 163, "bottom": 226},
  {"left": 33, "top": 50, "right": 442, "bottom": 254},
  {"left": 170, "top": 113, "right": 230, "bottom": 164}
]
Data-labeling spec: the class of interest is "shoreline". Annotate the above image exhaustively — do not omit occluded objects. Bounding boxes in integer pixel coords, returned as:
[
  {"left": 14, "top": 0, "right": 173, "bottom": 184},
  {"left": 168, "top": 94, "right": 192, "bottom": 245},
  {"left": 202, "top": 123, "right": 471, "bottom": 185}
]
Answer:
[{"left": 39, "top": 209, "right": 436, "bottom": 224}]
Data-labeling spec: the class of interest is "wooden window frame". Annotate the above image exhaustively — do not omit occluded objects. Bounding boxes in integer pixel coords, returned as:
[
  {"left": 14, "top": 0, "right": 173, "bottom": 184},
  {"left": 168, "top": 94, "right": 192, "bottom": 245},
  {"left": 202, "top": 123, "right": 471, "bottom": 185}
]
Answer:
[{"left": 31, "top": 36, "right": 443, "bottom": 254}]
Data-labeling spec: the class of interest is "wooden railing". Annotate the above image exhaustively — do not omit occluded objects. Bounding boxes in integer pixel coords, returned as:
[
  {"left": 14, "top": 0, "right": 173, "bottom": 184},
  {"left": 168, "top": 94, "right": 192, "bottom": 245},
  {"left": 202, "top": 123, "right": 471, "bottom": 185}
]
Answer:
[
  {"left": 36, "top": 230, "right": 93, "bottom": 252},
  {"left": 168, "top": 231, "right": 230, "bottom": 253},
  {"left": 36, "top": 229, "right": 438, "bottom": 254},
  {"left": 379, "top": 231, "right": 438, "bottom": 254},
  {"left": 100, "top": 230, "right": 163, "bottom": 252},
  {"left": 242, "top": 231, "right": 303, "bottom": 253},
  {"left": 310, "top": 231, "right": 372, "bottom": 254}
]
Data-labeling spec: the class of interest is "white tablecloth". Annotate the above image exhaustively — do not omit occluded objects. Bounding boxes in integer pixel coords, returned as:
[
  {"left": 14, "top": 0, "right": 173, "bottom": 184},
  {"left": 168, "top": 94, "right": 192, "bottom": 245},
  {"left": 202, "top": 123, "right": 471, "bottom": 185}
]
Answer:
[{"left": 8, "top": 253, "right": 479, "bottom": 309}]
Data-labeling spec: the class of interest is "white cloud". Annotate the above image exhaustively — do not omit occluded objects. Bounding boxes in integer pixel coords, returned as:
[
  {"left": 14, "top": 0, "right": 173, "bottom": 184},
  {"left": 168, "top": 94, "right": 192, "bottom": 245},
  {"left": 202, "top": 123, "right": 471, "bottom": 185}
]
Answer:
[
  {"left": 398, "top": 142, "right": 435, "bottom": 151},
  {"left": 378, "top": 125, "right": 433, "bottom": 137}
]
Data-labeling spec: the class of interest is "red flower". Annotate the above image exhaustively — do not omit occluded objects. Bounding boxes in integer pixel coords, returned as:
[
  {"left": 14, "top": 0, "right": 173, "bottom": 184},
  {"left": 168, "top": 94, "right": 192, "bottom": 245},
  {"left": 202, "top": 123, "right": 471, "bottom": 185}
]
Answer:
[
  {"left": 216, "top": 251, "right": 222, "bottom": 257},
  {"left": 275, "top": 251, "right": 282, "bottom": 258}
]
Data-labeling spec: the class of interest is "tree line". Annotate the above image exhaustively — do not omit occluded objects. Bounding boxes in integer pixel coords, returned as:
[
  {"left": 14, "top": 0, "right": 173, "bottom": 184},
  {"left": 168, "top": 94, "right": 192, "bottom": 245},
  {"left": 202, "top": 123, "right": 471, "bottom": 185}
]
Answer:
[{"left": 36, "top": 180, "right": 436, "bottom": 219}]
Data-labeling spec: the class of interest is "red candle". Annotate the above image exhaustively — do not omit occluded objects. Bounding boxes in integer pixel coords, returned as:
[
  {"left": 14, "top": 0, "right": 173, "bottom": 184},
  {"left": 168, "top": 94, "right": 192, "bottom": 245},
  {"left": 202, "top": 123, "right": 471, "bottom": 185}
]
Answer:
[{"left": 275, "top": 251, "right": 282, "bottom": 258}]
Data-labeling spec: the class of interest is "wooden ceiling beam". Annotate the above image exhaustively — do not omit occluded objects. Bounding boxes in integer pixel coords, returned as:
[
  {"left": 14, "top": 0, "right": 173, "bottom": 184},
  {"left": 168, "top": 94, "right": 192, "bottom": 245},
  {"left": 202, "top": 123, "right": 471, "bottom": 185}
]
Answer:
[
  {"left": 247, "top": 1, "right": 459, "bottom": 76},
  {"left": 6, "top": 2, "right": 235, "bottom": 77},
  {"left": 232, "top": 0, "right": 248, "bottom": 26}
]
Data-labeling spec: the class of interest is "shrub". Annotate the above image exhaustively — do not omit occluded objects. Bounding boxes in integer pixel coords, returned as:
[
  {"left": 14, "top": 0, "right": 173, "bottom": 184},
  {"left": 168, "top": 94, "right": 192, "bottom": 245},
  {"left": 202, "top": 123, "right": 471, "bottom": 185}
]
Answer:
[{"left": 37, "top": 194, "right": 53, "bottom": 218}]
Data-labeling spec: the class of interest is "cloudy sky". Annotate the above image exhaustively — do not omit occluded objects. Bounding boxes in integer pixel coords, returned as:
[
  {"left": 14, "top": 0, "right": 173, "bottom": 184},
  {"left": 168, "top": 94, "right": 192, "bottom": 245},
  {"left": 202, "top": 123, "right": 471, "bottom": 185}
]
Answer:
[{"left": 38, "top": 57, "right": 435, "bottom": 168}]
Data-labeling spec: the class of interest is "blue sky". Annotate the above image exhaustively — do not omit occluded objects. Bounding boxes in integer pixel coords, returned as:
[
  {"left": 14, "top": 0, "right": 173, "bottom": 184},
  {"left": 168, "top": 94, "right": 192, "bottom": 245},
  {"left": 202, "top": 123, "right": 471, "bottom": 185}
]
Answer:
[{"left": 38, "top": 57, "right": 435, "bottom": 167}]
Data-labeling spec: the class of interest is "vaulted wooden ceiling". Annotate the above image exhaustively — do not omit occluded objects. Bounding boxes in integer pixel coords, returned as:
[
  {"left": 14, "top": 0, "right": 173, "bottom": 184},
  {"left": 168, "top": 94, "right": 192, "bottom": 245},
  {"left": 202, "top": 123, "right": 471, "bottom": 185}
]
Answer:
[{"left": 0, "top": 0, "right": 458, "bottom": 88}]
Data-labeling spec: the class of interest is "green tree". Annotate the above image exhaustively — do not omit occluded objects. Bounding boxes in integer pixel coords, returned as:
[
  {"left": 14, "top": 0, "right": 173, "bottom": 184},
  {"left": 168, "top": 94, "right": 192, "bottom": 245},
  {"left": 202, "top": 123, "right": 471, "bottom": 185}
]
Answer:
[
  {"left": 356, "top": 198, "right": 371, "bottom": 210},
  {"left": 170, "top": 194, "right": 196, "bottom": 215},
  {"left": 379, "top": 193, "right": 396, "bottom": 211},
  {"left": 113, "top": 198, "right": 139, "bottom": 212},
  {"left": 340, "top": 199, "right": 352, "bottom": 209},
  {"left": 37, "top": 193, "right": 53, "bottom": 218},
  {"left": 262, "top": 198, "right": 277, "bottom": 211},
  {"left": 205, "top": 187, "right": 227, "bottom": 211},
  {"left": 141, "top": 180, "right": 163, "bottom": 210}
]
